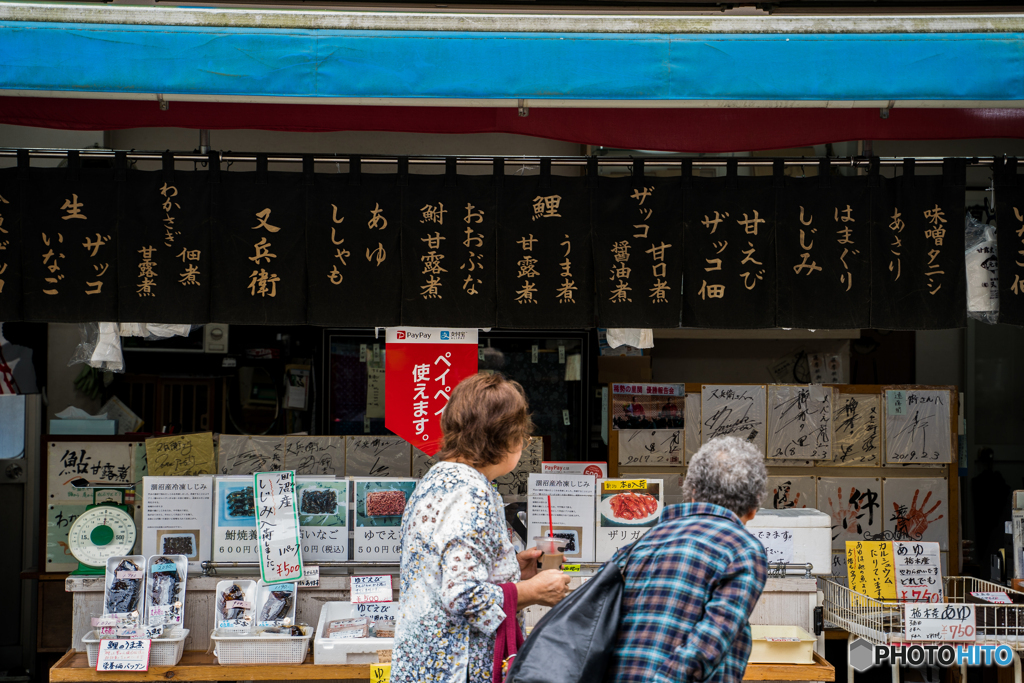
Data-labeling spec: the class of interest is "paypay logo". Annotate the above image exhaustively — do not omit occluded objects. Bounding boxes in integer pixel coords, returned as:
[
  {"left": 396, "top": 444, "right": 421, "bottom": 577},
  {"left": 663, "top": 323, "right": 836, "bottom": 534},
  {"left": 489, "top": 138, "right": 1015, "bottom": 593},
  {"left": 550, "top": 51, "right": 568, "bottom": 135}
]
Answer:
[{"left": 396, "top": 331, "right": 406, "bottom": 339}]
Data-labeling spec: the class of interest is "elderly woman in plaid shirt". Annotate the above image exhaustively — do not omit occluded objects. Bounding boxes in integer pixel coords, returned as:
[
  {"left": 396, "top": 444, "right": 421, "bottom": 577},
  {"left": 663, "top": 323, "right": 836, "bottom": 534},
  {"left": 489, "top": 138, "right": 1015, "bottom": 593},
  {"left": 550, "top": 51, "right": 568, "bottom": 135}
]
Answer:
[{"left": 607, "top": 436, "right": 769, "bottom": 683}]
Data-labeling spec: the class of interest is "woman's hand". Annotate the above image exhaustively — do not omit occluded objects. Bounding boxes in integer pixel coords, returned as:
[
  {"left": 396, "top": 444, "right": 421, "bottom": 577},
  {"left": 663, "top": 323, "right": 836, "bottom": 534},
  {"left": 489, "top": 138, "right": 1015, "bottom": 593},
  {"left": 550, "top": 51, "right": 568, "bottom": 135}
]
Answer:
[
  {"left": 516, "top": 569, "right": 571, "bottom": 608},
  {"left": 517, "top": 548, "right": 542, "bottom": 580}
]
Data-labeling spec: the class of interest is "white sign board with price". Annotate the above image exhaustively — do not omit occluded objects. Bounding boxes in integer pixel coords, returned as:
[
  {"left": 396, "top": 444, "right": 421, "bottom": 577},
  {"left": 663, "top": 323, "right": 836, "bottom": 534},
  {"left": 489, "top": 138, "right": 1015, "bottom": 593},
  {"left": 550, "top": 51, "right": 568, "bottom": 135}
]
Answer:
[
  {"left": 894, "top": 541, "right": 943, "bottom": 603},
  {"left": 351, "top": 575, "right": 393, "bottom": 604},
  {"left": 255, "top": 471, "right": 304, "bottom": 583},
  {"left": 95, "top": 639, "right": 152, "bottom": 672},
  {"left": 971, "top": 592, "right": 1012, "bottom": 604},
  {"left": 751, "top": 529, "right": 795, "bottom": 564},
  {"left": 904, "top": 604, "right": 976, "bottom": 642}
]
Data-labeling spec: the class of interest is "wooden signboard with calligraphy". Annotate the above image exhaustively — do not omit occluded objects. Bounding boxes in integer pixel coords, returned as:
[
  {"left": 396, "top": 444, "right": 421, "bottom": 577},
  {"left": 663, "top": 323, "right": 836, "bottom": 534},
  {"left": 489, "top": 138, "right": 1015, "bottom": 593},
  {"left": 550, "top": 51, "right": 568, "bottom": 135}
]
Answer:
[
  {"left": 993, "top": 158, "right": 1024, "bottom": 325},
  {"left": 212, "top": 163, "right": 307, "bottom": 324},
  {"left": 0, "top": 164, "right": 24, "bottom": 321},
  {"left": 682, "top": 161, "right": 776, "bottom": 329},
  {"left": 776, "top": 166, "right": 872, "bottom": 329},
  {"left": 24, "top": 157, "right": 119, "bottom": 323},
  {"left": 307, "top": 164, "right": 402, "bottom": 326},
  {"left": 497, "top": 164, "right": 593, "bottom": 328},
  {"left": 401, "top": 163, "right": 497, "bottom": 327},
  {"left": 871, "top": 159, "right": 967, "bottom": 330},
  {"left": 591, "top": 168, "right": 683, "bottom": 329},
  {"left": 118, "top": 160, "right": 212, "bottom": 323}
]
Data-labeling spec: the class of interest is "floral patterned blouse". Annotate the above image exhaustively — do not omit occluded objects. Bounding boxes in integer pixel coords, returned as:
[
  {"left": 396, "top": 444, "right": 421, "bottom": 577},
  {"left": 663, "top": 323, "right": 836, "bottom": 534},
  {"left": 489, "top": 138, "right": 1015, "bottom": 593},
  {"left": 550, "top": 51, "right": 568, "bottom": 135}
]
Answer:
[{"left": 392, "top": 461, "right": 519, "bottom": 683}]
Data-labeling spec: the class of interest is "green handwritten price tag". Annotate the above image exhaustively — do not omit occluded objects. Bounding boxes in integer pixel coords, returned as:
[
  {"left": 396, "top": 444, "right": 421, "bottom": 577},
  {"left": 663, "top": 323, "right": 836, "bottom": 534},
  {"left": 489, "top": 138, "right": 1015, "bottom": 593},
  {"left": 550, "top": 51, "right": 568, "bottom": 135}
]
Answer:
[
  {"left": 604, "top": 480, "right": 646, "bottom": 491},
  {"left": 561, "top": 564, "right": 581, "bottom": 572},
  {"left": 371, "top": 664, "right": 391, "bottom": 683}
]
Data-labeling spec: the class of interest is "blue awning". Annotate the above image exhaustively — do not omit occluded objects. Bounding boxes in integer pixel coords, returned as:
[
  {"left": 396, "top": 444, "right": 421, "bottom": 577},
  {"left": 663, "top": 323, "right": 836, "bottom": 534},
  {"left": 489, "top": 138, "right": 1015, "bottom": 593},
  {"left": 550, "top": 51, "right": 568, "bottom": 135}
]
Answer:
[{"left": 0, "top": 6, "right": 1022, "bottom": 105}]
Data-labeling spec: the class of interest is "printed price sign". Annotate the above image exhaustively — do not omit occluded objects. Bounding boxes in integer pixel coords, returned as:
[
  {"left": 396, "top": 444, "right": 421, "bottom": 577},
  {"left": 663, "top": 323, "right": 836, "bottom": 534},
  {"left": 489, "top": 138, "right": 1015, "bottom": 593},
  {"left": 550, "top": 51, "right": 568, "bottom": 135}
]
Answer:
[
  {"left": 604, "top": 480, "right": 647, "bottom": 491},
  {"left": 297, "top": 565, "right": 320, "bottom": 588},
  {"left": 894, "top": 541, "right": 943, "bottom": 603},
  {"left": 371, "top": 664, "right": 391, "bottom": 683},
  {"left": 971, "top": 592, "right": 1012, "bottom": 604},
  {"left": 561, "top": 564, "right": 581, "bottom": 572},
  {"left": 905, "top": 604, "right": 976, "bottom": 642},
  {"left": 255, "top": 471, "right": 304, "bottom": 583},
  {"left": 95, "top": 639, "right": 152, "bottom": 672},
  {"left": 751, "top": 529, "right": 794, "bottom": 564},
  {"left": 352, "top": 575, "right": 393, "bottom": 604}
]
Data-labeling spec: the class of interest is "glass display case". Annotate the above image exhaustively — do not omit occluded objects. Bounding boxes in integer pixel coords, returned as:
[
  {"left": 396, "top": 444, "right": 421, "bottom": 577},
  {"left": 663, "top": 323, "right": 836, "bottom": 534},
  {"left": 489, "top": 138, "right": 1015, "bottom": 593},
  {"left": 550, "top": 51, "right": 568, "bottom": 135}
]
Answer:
[{"left": 320, "top": 329, "right": 593, "bottom": 459}]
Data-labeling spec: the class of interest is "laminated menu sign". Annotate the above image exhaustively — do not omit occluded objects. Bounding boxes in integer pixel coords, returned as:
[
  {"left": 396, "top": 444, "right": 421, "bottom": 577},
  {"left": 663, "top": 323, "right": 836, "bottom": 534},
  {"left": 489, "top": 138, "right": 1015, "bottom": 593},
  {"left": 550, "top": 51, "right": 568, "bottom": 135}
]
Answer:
[
  {"left": 846, "top": 540, "right": 897, "bottom": 601},
  {"left": 596, "top": 479, "right": 662, "bottom": 562},
  {"left": 213, "top": 475, "right": 259, "bottom": 563},
  {"left": 296, "top": 479, "right": 349, "bottom": 563},
  {"left": 255, "top": 471, "right": 303, "bottom": 583},
  {"left": 904, "top": 604, "right": 976, "bottom": 642},
  {"left": 142, "top": 476, "right": 212, "bottom": 573},
  {"left": 527, "top": 474, "right": 596, "bottom": 563},
  {"left": 353, "top": 478, "right": 418, "bottom": 562}
]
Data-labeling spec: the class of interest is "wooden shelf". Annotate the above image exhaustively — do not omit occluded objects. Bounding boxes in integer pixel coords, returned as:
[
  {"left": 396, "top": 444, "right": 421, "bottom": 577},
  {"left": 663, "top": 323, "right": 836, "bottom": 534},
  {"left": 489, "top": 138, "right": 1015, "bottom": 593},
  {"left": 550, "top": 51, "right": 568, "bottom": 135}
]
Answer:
[
  {"left": 744, "top": 652, "right": 836, "bottom": 682},
  {"left": 49, "top": 651, "right": 373, "bottom": 682}
]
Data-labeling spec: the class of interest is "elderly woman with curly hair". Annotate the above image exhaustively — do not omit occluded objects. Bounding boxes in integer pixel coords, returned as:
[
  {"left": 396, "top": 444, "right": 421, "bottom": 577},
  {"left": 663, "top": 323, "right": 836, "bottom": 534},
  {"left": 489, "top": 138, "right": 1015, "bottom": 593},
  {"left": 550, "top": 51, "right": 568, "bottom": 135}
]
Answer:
[
  {"left": 607, "top": 436, "right": 770, "bottom": 683},
  {"left": 392, "top": 373, "right": 571, "bottom": 683}
]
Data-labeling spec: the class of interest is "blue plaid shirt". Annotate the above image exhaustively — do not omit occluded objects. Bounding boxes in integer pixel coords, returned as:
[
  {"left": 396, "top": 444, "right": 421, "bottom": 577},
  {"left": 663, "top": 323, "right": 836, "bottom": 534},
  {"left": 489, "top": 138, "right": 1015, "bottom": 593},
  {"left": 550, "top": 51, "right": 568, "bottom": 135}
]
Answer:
[{"left": 606, "top": 502, "right": 767, "bottom": 683}]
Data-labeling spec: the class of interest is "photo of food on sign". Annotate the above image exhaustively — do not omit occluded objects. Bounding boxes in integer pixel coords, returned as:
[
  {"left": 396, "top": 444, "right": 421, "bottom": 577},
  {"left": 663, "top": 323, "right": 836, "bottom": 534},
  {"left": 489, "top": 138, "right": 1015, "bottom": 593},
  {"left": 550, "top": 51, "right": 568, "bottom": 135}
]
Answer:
[
  {"left": 611, "top": 384, "right": 684, "bottom": 431},
  {"left": 218, "top": 484, "right": 256, "bottom": 526},
  {"left": 355, "top": 480, "right": 417, "bottom": 528},
  {"left": 297, "top": 481, "right": 348, "bottom": 526},
  {"left": 599, "top": 482, "right": 662, "bottom": 527}
]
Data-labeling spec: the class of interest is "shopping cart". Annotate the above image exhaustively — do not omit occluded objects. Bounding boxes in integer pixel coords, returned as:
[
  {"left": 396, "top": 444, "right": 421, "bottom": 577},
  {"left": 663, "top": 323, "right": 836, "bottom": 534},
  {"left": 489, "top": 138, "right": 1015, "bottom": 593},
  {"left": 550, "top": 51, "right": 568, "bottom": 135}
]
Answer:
[{"left": 822, "top": 577, "right": 1024, "bottom": 683}]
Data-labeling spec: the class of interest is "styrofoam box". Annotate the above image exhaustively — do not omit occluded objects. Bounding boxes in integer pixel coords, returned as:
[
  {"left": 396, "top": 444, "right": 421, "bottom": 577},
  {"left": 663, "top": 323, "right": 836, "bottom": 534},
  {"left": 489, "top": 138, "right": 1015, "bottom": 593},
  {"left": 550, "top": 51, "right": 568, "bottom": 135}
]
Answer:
[
  {"left": 748, "top": 508, "right": 831, "bottom": 576},
  {"left": 749, "top": 625, "right": 816, "bottom": 664},
  {"left": 314, "top": 602, "right": 395, "bottom": 665}
]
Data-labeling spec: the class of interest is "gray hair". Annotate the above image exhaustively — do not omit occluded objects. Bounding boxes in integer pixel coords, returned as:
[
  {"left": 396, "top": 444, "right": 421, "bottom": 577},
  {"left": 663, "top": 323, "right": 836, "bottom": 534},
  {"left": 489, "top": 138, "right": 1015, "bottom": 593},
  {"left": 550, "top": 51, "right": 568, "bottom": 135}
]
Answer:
[{"left": 683, "top": 436, "right": 767, "bottom": 516}]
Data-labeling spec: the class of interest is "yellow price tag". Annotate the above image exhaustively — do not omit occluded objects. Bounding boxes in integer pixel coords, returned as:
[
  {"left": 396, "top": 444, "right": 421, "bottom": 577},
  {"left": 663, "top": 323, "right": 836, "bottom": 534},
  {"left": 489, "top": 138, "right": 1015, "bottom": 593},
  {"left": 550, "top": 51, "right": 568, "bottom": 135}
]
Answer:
[
  {"left": 371, "top": 664, "right": 391, "bottom": 683},
  {"left": 604, "top": 479, "right": 646, "bottom": 491},
  {"left": 561, "top": 564, "right": 581, "bottom": 572}
]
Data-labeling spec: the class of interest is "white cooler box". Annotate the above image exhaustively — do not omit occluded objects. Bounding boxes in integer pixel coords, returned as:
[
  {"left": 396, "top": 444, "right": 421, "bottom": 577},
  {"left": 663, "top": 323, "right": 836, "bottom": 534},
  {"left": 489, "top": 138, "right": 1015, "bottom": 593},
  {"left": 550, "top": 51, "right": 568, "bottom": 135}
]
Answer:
[
  {"left": 314, "top": 601, "right": 396, "bottom": 665},
  {"left": 748, "top": 508, "right": 831, "bottom": 576}
]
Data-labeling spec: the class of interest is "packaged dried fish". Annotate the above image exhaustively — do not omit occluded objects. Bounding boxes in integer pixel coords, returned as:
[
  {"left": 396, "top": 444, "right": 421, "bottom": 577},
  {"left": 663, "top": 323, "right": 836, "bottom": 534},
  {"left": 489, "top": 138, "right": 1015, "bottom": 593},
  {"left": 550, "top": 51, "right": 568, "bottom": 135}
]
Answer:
[
  {"left": 146, "top": 555, "right": 187, "bottom": 627},
  {"left": 256, "top": 580, "right": 297, "bottom": 626},
  {"left": 104, "top": 556, "right": 146, "bottom": 616},
  {"left": 215, "top": 580, "right": 256, "bottom": 634}
]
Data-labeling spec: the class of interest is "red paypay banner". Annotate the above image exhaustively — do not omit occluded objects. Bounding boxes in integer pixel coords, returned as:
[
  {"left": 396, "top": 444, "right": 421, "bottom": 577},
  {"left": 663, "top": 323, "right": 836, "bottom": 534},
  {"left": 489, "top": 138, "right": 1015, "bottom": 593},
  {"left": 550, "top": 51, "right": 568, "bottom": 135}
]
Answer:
[{"left": 385, "top": 327, "right": 479, "bottom": 456}]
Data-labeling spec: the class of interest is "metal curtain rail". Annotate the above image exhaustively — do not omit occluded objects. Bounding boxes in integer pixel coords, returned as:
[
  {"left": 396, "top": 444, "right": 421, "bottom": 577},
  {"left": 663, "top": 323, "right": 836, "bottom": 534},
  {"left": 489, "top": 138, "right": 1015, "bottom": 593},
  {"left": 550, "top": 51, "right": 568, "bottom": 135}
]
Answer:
[{"left": 0, "top": 149, "right": 995, "bottom": 167}]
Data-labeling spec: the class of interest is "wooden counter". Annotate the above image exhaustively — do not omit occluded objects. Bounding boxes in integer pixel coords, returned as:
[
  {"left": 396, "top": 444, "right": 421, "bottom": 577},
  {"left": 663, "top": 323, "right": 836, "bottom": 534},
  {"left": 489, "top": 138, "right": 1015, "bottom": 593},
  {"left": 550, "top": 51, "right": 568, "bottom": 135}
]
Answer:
[{"left": 744, "top": 652, "right": 836, "bottom": 682}]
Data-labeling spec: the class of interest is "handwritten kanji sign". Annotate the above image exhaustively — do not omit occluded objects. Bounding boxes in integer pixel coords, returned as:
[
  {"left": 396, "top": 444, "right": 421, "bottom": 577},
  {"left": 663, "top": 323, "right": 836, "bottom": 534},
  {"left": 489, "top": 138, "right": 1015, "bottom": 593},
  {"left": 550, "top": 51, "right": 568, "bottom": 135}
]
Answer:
[
  {"left": 95, "top": 639, "right": 151, "bottom": 672},
  {"left": 351, "top": 575, "right": 393, "bottom": 604},
  {"left": 385, "top": 327, "right": 478, "bottom": 456},
  {"left": 255, "top": 470, "right": 304, "bottom": 583},
  {"left": 904, "top": 604, "right": 976, "bottom": 642}
]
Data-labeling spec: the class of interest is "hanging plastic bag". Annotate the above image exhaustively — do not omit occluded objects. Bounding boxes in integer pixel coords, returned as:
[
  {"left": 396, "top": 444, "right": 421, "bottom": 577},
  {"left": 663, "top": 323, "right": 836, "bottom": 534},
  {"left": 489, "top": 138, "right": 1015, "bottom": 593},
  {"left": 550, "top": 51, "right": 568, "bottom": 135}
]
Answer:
[
  {"left": 964, "top": 212, "right": 999, "bottom": 324},
  {"left": 68, "top": 322, "right": 125, "bottom": 373},
  {"left": 119, "top": 323, "right": 194, "bottom": 340}
]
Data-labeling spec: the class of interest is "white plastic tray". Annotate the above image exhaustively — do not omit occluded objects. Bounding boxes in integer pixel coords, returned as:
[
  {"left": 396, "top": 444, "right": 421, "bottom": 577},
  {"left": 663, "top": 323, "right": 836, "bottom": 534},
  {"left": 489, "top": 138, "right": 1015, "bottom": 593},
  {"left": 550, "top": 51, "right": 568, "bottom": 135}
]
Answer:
[
  {"left": 314, "top": 602, "right": 396, "bottom": 665},
  {"left": 82, "top": 629, "right": 189, "bottom": 668}
]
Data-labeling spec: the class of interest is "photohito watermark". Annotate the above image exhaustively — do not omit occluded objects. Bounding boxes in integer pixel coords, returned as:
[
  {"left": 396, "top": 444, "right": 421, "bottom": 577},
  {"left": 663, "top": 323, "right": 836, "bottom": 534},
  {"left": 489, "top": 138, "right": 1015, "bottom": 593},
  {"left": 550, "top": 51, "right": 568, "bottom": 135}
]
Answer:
[{"left": 849, "top": 638, "right": 1015, "bottom": 672}]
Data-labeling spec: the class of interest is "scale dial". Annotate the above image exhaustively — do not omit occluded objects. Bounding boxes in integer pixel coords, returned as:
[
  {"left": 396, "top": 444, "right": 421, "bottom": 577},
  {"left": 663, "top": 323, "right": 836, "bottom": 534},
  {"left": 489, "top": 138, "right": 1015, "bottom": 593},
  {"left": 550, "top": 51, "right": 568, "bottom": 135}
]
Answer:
[{"left": 67, "top": 506, "right": 137, "bottom": 567}]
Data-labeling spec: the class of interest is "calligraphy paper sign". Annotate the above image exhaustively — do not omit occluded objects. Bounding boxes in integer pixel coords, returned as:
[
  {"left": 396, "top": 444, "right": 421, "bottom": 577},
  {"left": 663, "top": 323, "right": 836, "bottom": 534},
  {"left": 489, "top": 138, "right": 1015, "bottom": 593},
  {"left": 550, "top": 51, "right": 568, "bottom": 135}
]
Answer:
[
  {"left": 255, "top": 470, "right": 304, "bottom": 584},
  {"left": 993, "top": 158, "right": 1024, "bottom": 325},
  {"left": 834, "top": 393, "right": 882, "bottom": 467},
  {"left": 306, "top": 164, "right": 403, "bottom": 327},
  {"left": 145, "top": 432, "right": 216, "bottom": 476},
  {"left": 682, "top": 162, "right": 776, "bottom": 328},
  {"left": 23, "top": 162, "right": 119, "bottom": 323},
  {"left": 401, "top": 164, "right": 497, "bottom": 327},
  {"left": 700, "top": 384, "right": 767, "bottom": 456},
  {"left": 591, "top": 170, "right": 683, "bottom": 328},
  {"left": 884, "top": 389, "right": 952, "bottom": 465},
  {"left": 95, "top": 639, "right": 151, "bottom": 672},
  {"left": 894, "top": 541, "right": 943, "bottom": 603},
  {"left": 212, "top": 164, "right": 307, "bottom": 324},
  {"left": 766, "top": 385, "right": 833, "bottom": 461},
  {"left": 384, "top": 327, "right": 478, "bottom": 456},
  {"left": 776, "top": 168, "right": 872, "bottom": 329},
  {"left": 871, "top": 159, "right": 967, "bottom": 329},
  {"left": 118, "top": 161, "right": 212, "bottom": 324},
  {"left": 904, "top": 604, "right": 976, "bottom": 642},
  {"left": 0, "top": 165, "right": 24, "bottom": 321},
  {"left": 497, "top": 166, "right": 593, "bottom": 328}
]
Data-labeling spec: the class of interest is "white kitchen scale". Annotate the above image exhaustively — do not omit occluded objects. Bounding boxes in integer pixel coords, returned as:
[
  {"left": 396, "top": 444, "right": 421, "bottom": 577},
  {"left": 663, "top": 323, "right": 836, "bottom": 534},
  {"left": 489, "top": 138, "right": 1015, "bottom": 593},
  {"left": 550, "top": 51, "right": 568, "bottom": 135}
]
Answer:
[{"left": 66, "top": 483, "right": 137, "bottom": 575}]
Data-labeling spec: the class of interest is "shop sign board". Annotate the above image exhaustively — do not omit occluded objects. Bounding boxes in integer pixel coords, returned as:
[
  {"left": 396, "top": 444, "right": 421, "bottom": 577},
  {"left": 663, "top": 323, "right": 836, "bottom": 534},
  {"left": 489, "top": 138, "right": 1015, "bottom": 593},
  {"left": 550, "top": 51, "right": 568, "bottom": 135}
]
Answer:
[{"left": 385, "top": 327, "right": 478, "bottom": 456}]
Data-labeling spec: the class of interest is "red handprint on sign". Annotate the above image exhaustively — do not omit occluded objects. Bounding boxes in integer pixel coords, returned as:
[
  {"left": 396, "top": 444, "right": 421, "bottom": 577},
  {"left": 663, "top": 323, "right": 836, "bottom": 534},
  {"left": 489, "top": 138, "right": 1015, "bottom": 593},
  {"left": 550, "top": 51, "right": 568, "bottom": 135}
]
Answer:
[
  {"left": 828, "top": 486, "right": 864, "bottom": 541},
  {"left": 891, "top": 489, "right": 943, "bottom": 540}
]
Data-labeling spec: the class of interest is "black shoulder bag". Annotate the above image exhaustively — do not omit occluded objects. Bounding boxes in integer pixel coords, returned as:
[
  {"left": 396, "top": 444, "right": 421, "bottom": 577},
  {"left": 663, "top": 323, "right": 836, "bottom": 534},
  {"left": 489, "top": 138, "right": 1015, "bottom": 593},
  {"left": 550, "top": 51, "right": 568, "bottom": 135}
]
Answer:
[{"left": 506, "top": 544, "right": 637, "bottom": 683}]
